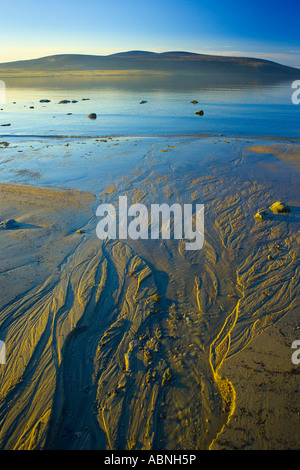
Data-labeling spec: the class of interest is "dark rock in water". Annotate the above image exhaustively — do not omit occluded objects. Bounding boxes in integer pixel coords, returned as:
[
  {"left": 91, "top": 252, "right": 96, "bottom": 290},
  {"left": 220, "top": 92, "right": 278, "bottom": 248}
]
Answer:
[
  {"left": 190, "top": 100, "right": 198, "bottom": 104},
  {"left": 72, "top": 100, "right": 78, "bottom": 103},
  {"left": 0, "top": 219, "right": 19, "bottom": 230},
  {"left": 58, "top": 100, "right": 70, "bottom": 104},
  {"left": 87, "top": 113, "right": 97, "bottom": 119},
  {"left": 66, "top": 113, "right": 73, "bottom": 115},
  {"left": 82, "top": 98, "right": 90, "bottom": 101},
  {"left": 195, "top": 110, "right": 204, "bottom": 116},
  {"left": 0, "top": 141, "right": 9, "bottom": 147},
  {"left": 140, "top": 100, "right": 147, "bottom": 104},
  {"left": 29, "top": 106, "right": 34, "bottom": 109},
  {"left": 1, "top": 123, "right": 11, "bottom": 126},
  {"left": 39, "top": 99, "right": 51, "bottom": 103},
  {"left": 269, "top": 202, "right": 290, "bottom": 214}
]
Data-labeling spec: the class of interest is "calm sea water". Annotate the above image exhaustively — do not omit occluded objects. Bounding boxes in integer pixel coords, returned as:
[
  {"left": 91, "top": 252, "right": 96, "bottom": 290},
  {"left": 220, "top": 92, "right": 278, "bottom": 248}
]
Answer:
[{"left": 0, "top": 78, "right": 299, "bottom": 138}]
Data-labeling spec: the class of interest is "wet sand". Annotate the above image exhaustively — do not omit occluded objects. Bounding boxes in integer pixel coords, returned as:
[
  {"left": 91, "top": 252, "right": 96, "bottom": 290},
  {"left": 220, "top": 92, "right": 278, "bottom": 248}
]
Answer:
[{"left": 0, "top": 136, "right": 299, "bottom": 449}]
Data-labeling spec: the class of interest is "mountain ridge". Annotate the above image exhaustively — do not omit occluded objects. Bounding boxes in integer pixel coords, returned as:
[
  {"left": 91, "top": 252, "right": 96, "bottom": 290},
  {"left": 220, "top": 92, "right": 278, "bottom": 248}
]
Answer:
[{"left": 0, "top": 50, "right": 297, "bottom": 79}]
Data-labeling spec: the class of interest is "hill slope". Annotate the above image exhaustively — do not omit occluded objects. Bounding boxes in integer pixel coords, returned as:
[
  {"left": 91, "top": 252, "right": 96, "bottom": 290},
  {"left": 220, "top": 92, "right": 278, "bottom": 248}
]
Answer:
[{"left": 0, "top": 51, "right": 297, "bottom": 79}]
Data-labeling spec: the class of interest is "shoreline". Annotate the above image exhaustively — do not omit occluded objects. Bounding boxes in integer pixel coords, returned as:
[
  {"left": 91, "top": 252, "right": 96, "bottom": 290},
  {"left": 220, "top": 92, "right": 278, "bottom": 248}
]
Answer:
[{"left": 1, "top": 132, "right": 300, "bottom": 143}]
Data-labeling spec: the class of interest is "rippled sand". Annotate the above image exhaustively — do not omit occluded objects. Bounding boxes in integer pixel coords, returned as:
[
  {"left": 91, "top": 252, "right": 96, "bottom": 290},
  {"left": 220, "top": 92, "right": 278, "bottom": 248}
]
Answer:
[{"left": 0, "top": 137, "right": 299, "bottom": 449}]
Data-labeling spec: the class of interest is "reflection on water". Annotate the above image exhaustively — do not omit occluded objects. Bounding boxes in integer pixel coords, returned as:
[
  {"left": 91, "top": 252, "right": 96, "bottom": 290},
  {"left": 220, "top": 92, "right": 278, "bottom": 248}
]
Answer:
[{"left": 0, "top": 76, "right": 299, "bottom": 138}]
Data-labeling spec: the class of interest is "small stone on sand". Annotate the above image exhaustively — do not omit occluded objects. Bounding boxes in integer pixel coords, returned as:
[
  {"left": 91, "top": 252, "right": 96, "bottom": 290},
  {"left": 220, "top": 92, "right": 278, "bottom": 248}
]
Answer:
[
  {"left": 0, "top": 219, "right": 19, "bottom": 229},
  {"left": 254, "top": 210, "right": 270, "bottom": 221}
]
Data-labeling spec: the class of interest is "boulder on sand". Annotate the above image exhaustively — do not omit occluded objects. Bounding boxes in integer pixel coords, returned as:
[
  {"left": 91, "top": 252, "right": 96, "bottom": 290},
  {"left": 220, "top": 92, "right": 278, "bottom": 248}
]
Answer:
[
  {"left": 0, "top": 219, "right": 19, "bottom": 230},
  {"left": 254, "top": 210, "right": 271, "bottom": 220},
  {"left": 254, "top": 210, "right": 271, "bottom": 221}
]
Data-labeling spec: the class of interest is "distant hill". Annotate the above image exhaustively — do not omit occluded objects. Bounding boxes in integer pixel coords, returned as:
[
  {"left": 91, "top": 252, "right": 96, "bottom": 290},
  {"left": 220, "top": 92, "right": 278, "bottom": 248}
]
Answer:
[{"left": 0, "top": 51, "right": 298, "bottom": 81}]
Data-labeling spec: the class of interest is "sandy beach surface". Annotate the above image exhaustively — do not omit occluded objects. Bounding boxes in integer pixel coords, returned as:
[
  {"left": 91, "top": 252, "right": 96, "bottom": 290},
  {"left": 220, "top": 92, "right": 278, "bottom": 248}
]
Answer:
[{"left": 0, "top": 135, "right": 299, "bottom": 450}]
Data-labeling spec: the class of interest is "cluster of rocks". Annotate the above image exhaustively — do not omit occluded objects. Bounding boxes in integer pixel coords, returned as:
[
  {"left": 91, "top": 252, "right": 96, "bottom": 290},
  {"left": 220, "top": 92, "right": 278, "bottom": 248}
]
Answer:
[
  {"left": 58, "top": 100, "right": 78, "bottom": 104},
  {"left": 190, "top": 99, "right": 204, "bottom": 115},
  {"left": 1, "top": 97, "right": 206, "bottom": 127}
]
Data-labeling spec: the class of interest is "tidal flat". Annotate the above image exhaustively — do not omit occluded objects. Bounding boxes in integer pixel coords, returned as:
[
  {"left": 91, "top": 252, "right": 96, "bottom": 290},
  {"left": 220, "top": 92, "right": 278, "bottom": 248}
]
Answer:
[{"left": 0, "top": 135, "right": 299, "bottom": 449}]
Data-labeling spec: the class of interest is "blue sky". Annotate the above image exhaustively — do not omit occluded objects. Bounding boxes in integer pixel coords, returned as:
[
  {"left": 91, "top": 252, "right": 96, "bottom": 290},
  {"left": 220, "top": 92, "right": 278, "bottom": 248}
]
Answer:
[{"left": 1, "top": 0, "right": 299, "bottom": 67}]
